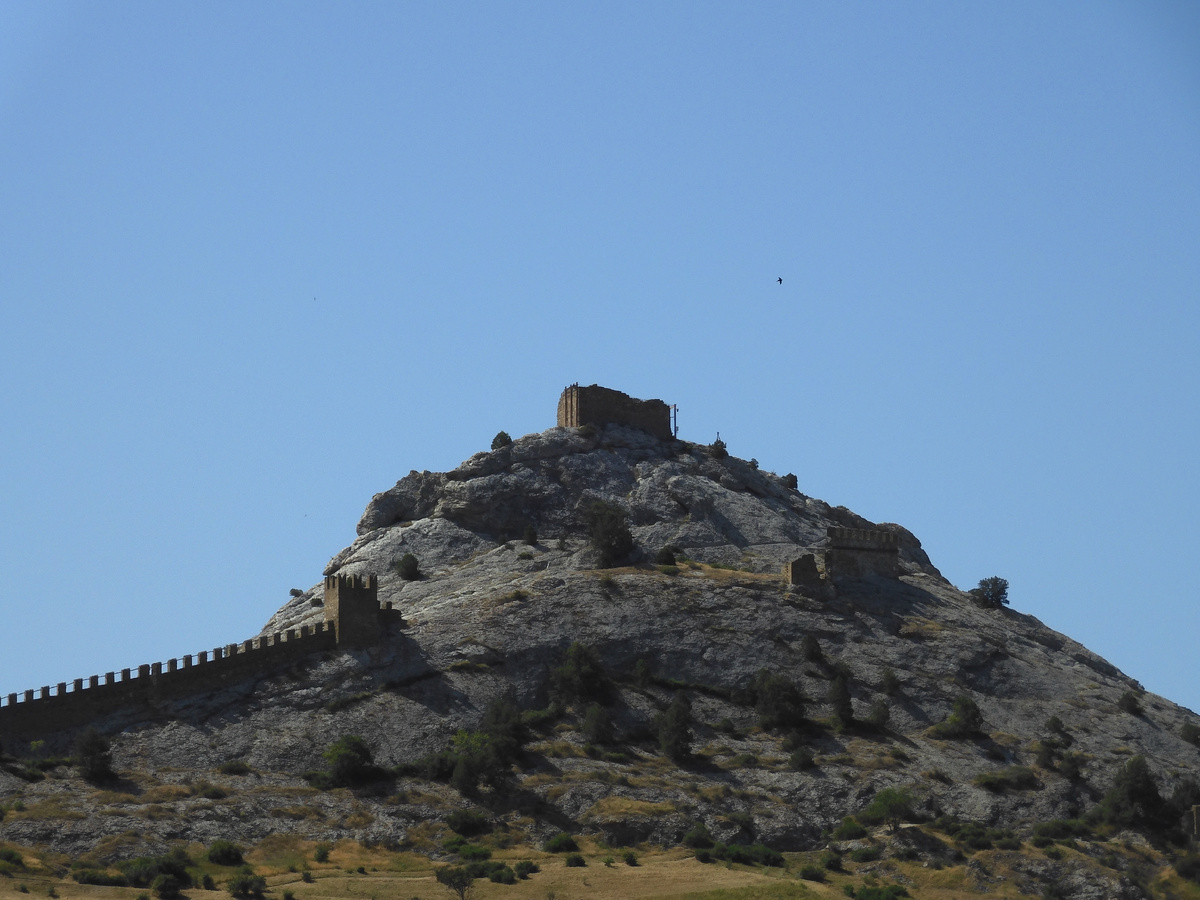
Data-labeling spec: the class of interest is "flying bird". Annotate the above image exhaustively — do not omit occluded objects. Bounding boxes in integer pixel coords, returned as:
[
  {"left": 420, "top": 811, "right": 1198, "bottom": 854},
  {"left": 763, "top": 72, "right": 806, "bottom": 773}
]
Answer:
[{"left": 777, "top": 277, "right": 783, "bottom": 285}]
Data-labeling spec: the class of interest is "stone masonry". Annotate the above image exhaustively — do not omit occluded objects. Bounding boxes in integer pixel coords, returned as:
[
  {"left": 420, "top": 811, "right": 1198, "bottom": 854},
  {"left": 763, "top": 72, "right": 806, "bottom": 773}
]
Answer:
[
  {"left": 557, "top": 384, "right": 673, "bottom": 441},
  {"left": 0, "top": 574, "right": 400, "bottom": 746}
]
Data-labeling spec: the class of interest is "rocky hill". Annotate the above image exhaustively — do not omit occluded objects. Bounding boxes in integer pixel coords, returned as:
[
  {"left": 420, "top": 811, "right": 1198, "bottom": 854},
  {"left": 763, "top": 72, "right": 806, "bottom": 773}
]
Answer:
[{"left": 2, "top": 418, "right": 1198, "bottom": 898}]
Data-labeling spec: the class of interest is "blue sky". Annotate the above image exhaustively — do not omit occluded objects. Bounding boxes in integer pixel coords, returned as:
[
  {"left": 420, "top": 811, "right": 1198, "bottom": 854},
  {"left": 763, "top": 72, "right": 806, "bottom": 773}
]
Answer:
[{"left": 2, "top": 2, "right": 1198, "bottom": 717}]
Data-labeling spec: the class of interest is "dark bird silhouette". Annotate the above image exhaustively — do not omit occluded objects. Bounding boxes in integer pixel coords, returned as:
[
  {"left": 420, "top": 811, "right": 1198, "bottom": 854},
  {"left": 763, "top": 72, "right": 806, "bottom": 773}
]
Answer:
[{"left": 777, "top": 277, "right": 783, "bottom": 285}]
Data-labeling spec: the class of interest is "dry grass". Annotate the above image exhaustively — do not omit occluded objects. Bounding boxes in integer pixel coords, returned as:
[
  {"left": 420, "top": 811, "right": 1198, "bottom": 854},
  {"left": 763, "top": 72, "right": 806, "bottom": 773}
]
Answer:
[
  {"left": 584, "top": 797, "right": 676, "bottom": 818},
  {"left": 140, "top": 785, "right": 191, "bottom": 803}
]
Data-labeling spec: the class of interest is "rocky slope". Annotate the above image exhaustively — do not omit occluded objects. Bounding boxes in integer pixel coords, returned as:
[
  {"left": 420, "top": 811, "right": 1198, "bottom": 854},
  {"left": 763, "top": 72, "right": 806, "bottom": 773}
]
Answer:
[{"left": 2, "top": 423, "right": 1197, "bottom": 890}]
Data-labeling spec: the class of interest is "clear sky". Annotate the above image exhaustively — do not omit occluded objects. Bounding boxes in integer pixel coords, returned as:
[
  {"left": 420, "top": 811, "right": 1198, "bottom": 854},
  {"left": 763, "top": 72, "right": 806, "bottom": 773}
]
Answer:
[{"left": 2, "top": 3, "right": 1198, "bottom": 717}]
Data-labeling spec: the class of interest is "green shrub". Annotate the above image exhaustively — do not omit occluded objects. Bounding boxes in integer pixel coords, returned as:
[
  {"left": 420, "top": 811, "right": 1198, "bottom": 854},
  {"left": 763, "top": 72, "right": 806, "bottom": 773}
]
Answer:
[
  {"left": 208, "top": 842, "right": 244, "bottom": 867},
  {"left": 313, "top": 844, "right": 331, "bottom": 863},
  {"left": 0, "top": 849, "right": 22, "bottom": 867},
  {"left": 974, "top": 766, "right": 1039, "bottom": 792},
  {"left": 582, "top": 702, "right": 615, "bottom": 745},
  {"left": 522, "top": 523, "right": 538, "bottom": 545},
  {"left": 1182, "top": 722, "right": 1200, "bottom": 745},
  {"left": 513, "top": 860, "right": 539, "bottom": 878},
  {"left": 491, "top": 431, "right": 512, "bottom": 450},
  {"left": 217, "top": 760, "right": 251, "bottom": 776},
  {"left": 849, "top": 845, "right": 882, "bottom": 863},
  {"left": 202, "top": 874, "right": 217, "bottom": 890},
  {"left": 584, "top": 500, "right": 634, "bottom": 567},
  {"left": 282, "top": 892, "right": 295, "bottom": 900},
  {"left": 435, "top": 866, "right": 473, "bottom": 900},
  {"left": 799, "top": 864, "right": 825, "bottom": 881},
  {"left": 1118, "top": 690, "right": 1143, "bottom": 715},
  {"left": 784, "top": 473, "right": 798, "bottom": 489},
  {"left": 543, "top": 833, "right": 578, "bottom": 853},
  {"left": 828, "top": 675, "right": 853, "bottom": 727},
  {"left": 226, "top": 870, "right": 265, "bottom": 899},
  {"left": 801, "top": 635, "right": 824, "bottom": 663},
  {"left": 623, "top": 851, "right": 638, "bottom": 866},
  {"left": 683, "top": 823, "right": 714, "bottom": 849},
  {"left": 860, "top": 787, "right": 915, "bottom": 832},
  {"left": 928, "top": 695, "right": 983, "bottom": 739},
  {"left": 1175, "top": 853, "right": 1200, "bottom": 883},
  {"left": 832, "top": 817, "right": 868, "bottom": 840},
  {"left": 751, "top": 669, "right": 806, "bottom": 731},
  {"left": 821, "top": 850, "right": 844, "bottom": 871},
  {"left": 299, "top": 871, "right": 313, "bottom": 883},
  {"left": 565, "top": 854, "right": 586, "bottom": 867},
  {"left": 489, "top": 865, "right": 516, "bottom": 883},
  {"left": 73, "top": 728, "right": 115, "bottom": 783},
  {"left": 396, "top": 553, "right": 421, "bottom": 581},
  {"left": 1095, "top": 754, "right": 1168, "bottom": 830},
  {"left": 866, "top": 699, "right": 890, "bottom": 730},
  {"left": 655, "top": 547, "right": 677, "bottom": 565},
  {"left": 456, "top": 844, "right": 491, "bottom": 862},
  {"left": 73, "top": 870, "right": 127, "bottom": 887},
  {"left": 550, "top": 642, "right": 612, "bottom": 705},
  {"left": 152, "top": 874, "right": 182, "bottom": 899},
  {"left": 656, "top": 691, "right": 693, "bottom": 761},
  {"left": 319, "top": 735, "right": 385, "bottom": 787},
  {"left": 789, "top": 747, "right": 816, "bottom": 770},
  {"left": 446, "top": 809, "right": 490, "bottom": 836},
  {"left": 709, "top": 436, "right": 728, "bottom": 459}
]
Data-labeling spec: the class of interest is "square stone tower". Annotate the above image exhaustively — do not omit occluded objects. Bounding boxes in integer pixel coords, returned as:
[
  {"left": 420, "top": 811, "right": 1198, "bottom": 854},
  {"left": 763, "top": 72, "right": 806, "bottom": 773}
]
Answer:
[
  {"left": 557, "top": 384, "right": 672, "bottom": 440},
  {"left": 323, "top": 574, "right": 380, "bottom": 648}
]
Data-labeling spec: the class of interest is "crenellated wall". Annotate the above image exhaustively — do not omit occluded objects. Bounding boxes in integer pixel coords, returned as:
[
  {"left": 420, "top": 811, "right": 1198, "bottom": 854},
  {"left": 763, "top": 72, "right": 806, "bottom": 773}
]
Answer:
[
  {"left": 0, "top": 623, "right": 337, "bottom": 744},
  {"left": 557, "top": 384, "right": 673, "bottom": 441},
  {"left": 0, "top": 574, "right": 404, "bottom": 745}
]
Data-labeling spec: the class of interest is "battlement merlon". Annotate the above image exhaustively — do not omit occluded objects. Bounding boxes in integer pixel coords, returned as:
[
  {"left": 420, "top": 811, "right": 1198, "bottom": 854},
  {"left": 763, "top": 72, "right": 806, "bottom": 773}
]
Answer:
[{"left": 557, "top": 384, "right": 673, "bottom": 441}]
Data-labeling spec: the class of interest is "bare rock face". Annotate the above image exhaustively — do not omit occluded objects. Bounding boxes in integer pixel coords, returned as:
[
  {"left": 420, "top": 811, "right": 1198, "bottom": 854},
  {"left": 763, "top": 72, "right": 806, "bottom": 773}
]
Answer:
[{"left": 3, "top": 423, "right": 1199, "bottom": 880}]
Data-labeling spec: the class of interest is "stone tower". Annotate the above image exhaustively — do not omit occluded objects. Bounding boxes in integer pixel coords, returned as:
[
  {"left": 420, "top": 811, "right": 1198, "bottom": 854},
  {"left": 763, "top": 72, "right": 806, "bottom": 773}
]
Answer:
[
  {"left": 556, "top": 384, "right": 672, "bottom": 440},
  {"left": 323, "top": 574, "right": 381, "bottom": 648}
]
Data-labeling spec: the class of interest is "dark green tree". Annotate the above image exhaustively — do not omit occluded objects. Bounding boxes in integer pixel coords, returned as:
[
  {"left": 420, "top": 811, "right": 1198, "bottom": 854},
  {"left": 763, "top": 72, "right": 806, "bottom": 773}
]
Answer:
[
  {"left": 1096, "top": 754, "right": 1168, "bottom": 830},
  {"left": 709, "top": 435, "right": 728, "bottom": 459},
  {"left": 971, "top": 576, "right": 1009, "bottom": 608},
  {"left": 582, "top": 703, "right": 615, "bottom": 745},
  {"left": 73, "top": 728, "right": 115, "bottom": 783},
  {"left": 549, "top": 642, "right": 611, "bottom": 706},
  {"left": 930, "top": 695, "right": 983, "bottom": 739},
  {"left": 657, "top": 691, "right": 692, "bottom": 761},
  {"left": 751, "top": 670, "right": 806, "bottom": 732},
  {"left": 491, "top": 431, "right": 512, "bottom": 450},
  {"left": 323, "top": 735, "right": 378, "bottom": 787},
  {"left": 584, "top": 500, "right": 634, "bottom": 567},
  {"left": 828, "top": 675, "right": 854, "bottom": 727},
  {"left": 860, "top": 787, "right": 915, "bottom": 832}
]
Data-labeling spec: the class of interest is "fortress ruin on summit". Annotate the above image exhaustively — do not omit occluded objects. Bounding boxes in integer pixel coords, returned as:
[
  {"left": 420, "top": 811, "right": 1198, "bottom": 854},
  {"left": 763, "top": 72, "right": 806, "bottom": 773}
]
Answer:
[{"left": 557, "top": 384, "right": 674, "bottom": 441}]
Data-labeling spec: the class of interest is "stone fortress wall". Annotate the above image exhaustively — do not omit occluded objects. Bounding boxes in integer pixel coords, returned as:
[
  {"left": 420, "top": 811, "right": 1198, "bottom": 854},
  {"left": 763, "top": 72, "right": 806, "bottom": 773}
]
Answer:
[
  {"left": 0, "top": 575, "right": 396, "bottom": 745},
  {"left": 557, "top": 384, "right": 673, "bottom": 441},
  {"left": 785, "top": 526, "right": 901, "bottom": 585}
]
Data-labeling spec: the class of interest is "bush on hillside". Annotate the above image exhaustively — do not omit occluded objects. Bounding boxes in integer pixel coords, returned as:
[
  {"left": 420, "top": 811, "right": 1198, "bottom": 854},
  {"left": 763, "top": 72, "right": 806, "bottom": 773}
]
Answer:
[
  {"left": 928, "top": 695, "right": 983, "bottom": 739},
  {"left": 584, "top": 500, "right": 634, "bottom": 567},
  {"left": 491, "top": 431, "right": 512, "bottom": 450},
  {"left": 970, "top": 576, "right": 1009, "bottom": 608},
  {"left": 395, "top": 552, "right": 421, "bottom": 581}
]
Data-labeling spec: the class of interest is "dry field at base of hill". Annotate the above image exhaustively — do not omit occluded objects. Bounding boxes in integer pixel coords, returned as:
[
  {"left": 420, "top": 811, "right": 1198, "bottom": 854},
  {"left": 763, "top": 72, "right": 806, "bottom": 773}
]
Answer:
[{"left": 3, "top": 834, "right": 1200, "bottom": 900}]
